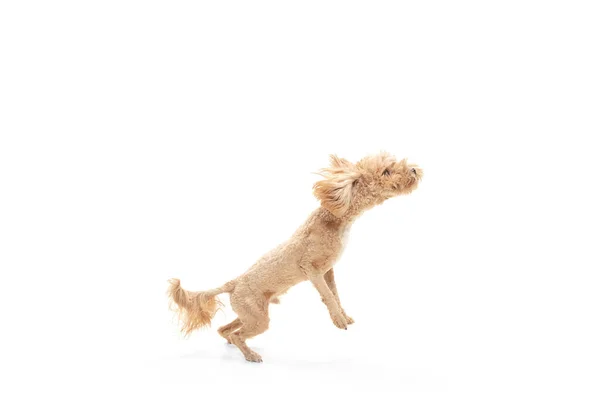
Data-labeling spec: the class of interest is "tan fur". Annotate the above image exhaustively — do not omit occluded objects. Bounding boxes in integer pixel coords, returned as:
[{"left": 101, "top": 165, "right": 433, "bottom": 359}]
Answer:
[
  {"left": 167, "top": 278, "right": 225, "bottom": 336},
  {"left": 167, "top": 152, "right": 423, "bottom": 362}
]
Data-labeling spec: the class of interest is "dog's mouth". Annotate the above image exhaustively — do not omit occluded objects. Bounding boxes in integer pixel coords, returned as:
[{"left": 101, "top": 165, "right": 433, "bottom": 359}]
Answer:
[
  {"left": 388, "top": 176, "right": 420, "bottom": 196},
  {"left": 384, "top": 185, "right": 402, "bottom": 198}
]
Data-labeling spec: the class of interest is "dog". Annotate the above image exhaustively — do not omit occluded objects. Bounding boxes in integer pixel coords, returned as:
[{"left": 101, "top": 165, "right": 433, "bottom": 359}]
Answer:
[{"left": 167, "top": 152, "right": 423, "bottom": 362}]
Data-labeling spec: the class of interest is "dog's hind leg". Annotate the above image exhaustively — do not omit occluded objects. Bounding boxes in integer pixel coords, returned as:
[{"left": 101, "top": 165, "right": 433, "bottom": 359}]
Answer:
[
  {"left": 229, "top": 315, "right": 269, "bottom": 363},
  {"left": 217, "top": 318, "right": 241, "bottom": 344},
  {"left": 229, "top": 295, "right": 270, "bottom": 362}
]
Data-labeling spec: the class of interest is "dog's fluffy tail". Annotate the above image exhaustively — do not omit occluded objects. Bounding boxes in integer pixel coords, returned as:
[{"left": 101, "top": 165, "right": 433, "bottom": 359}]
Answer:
[{"left": 167, "top": 278, "right": 233, "bottom": 336}]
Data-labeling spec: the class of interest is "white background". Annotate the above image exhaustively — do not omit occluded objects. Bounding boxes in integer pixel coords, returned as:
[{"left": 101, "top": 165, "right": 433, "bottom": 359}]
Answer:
[{"left": 1, "top": 1, "right": 599, "bottom": 399}]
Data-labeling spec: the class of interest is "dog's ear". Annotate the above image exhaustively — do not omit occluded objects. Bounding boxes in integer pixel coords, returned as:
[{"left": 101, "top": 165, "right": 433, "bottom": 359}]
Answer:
[
  {"left": 329, "top": 154, "right": 354, "bottom": 169},
  {"left": 313, "top": 155, "right": 359, "bottom": 217}
]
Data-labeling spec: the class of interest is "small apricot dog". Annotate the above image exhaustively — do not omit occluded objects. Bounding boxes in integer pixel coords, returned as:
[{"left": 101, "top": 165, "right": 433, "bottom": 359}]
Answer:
[{"left": 168, "top": 152, "right": 422, "bottom": 362}]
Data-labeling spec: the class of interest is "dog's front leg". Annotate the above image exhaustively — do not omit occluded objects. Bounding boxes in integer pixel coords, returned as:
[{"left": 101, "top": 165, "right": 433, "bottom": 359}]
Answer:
[
  {"left": 324, "top": 268, "right": 354, "bottom": 325},
  {"left": 309, "top": 274, "right": 348, "bottom": 330}
]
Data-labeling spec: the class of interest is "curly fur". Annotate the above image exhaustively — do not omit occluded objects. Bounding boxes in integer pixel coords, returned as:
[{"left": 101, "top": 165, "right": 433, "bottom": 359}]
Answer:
[
  {"left": 313, "top": 155, "right": 362, "bottom": 217},
  {"left": 167, "top": 152, "right": 422, "bottom": 362}
]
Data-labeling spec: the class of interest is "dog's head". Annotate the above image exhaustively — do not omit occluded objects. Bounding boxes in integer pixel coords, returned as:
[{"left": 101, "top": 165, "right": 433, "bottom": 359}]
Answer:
[{"left": 313, "top": 152, "right": 422, "bottom": 218}]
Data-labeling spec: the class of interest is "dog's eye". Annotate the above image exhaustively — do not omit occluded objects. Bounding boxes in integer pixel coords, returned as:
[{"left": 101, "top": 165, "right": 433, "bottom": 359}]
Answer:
[
  {"left": 411, "top": 168, "right": 416, "bottom": 174},
  {"left": 382, "top": 169, "right": 390, "bottom": 176}
]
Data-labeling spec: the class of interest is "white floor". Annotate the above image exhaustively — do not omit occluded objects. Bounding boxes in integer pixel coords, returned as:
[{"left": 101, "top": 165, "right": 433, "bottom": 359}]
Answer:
[
  {"left": 10, "top": 276, "right": 595, "bottom": 400},
  {"left": 73, "top": 294, "right": 451, "bottom": 399}
]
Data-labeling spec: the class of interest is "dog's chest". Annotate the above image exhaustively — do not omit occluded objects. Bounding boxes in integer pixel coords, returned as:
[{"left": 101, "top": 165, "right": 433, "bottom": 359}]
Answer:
[
  {"left": 337, "top": 224, "right": 351, "bottom": 257},
  {"left": 310, "top": 221, "right": 354, "bottom": 270}
]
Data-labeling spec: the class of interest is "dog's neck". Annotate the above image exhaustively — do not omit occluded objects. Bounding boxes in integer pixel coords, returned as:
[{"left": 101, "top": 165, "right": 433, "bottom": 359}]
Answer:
[{"left": 315, "top": 207, "right": 359, "bottom": 232}]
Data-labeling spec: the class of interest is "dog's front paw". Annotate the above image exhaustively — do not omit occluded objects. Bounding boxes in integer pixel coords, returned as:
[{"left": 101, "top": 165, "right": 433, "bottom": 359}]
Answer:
[
  {"left": 340, "top": 309, "right": 354, "bottom": 325},
  {"left": 330, "top": 312, "right": 348, "bottom": 330}
]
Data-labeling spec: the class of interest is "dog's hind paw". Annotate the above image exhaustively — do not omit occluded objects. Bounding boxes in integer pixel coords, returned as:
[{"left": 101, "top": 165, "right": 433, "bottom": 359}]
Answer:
[
  {"left": 244, "top": 351, "right": 263, "bottom": 363},
  {"left": 330, "top": 312, "right": 349, "bottom": 330}
]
